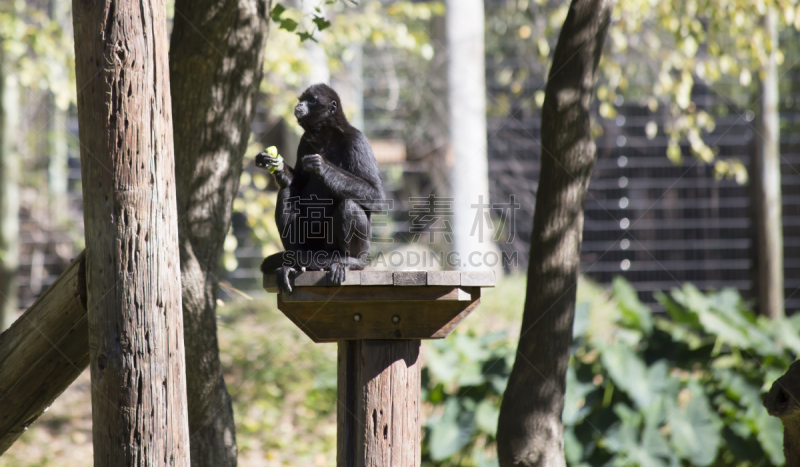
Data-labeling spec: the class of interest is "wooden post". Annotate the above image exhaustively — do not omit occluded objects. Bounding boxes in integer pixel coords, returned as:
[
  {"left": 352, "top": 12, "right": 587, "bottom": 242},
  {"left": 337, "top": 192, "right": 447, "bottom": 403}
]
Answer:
[
  {"left": 337, "top": 340, "right": 421, "bottom": 467},
  {"left": 71, "top": 0, "right": 191, "bottom": 463},
  {"left": 265, "top": 270, "right": 494, "bottom": 466}
]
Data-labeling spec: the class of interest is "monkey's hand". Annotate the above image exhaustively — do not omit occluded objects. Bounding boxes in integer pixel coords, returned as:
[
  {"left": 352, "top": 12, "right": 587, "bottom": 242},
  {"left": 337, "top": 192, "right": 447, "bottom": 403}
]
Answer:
[
  {"left": 329, "top": 262, "right": 348, "bottom": 285},
  {"left": 302, "top": 154, "right": 326, "bottom": 177},
  {"left": 255, "top": 147, "right": 284, "bottom": 173},
  {"left": 275, "top": 265, "right": 297, "bottom": 293}
]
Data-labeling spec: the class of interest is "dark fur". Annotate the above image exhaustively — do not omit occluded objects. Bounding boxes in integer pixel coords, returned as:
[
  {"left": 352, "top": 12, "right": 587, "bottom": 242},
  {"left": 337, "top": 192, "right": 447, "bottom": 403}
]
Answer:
[{"left": 255, "top": 84, "right": 384, "bottom": 292}]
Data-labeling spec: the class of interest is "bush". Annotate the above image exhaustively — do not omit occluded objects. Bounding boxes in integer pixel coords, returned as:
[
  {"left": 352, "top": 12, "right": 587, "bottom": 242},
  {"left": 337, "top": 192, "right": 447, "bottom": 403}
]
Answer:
[{"left": 421, "top": 278, "right": 800, "bottom": 466}]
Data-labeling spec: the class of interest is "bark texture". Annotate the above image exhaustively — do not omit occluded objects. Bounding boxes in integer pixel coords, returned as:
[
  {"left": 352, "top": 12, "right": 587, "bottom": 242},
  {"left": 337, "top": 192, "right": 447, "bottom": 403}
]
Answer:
[
  {"left": 169, "top": 2, "right": 269, "bottom": 465},
  {"left": 765, "top": 360, "right": 800, "bottom": 466},
  {"left": 496, "top": 1, "right": 614, "bottom": 465},
  {"left": 72, "top": 0, "right": 191, "bottom": 464},
  {"left": 337, "top": 340, "right": 421, "bottom": 467},
  {"left": 0, "top": 253, "right": 87, "bottom": 454}
]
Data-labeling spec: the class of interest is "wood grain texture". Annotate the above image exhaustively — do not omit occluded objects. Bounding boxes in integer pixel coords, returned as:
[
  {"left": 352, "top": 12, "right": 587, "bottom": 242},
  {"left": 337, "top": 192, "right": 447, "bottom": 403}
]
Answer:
[
  {"left": 263, "top": 270, "right": 495, "bottom": 292},
  {"left": 276, "top": 291, "right": 481, "bottom": 342},
  {"left": 338, "top": 340, "right": 421, "bottom": 467},
  {"left": 280, "top": 286, "right": 472, "bottom": 303},
  {"left": 393, "top": 271, "right": 427, "bottom": 286},
  {"left": 0, "top": 253, "right": 87, "bottom": 454},
  {"left": 460, "top": 270, "right": 495, "bottom": 287},
  {"left": 361, "top": 270, "right": 393, "bottom": 286},
  {"left": 72, "top": 0, "right": 191, "bottom": 463}
]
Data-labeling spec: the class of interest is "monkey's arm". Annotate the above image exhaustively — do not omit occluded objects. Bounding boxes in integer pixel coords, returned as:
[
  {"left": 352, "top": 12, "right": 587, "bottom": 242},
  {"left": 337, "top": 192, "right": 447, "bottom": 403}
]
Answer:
[
  {"left": 303, "top": 154, "right": 382, "bottom": 203},
  {"left": 255, "top": 151, "right": 295, "bottom": 188}
]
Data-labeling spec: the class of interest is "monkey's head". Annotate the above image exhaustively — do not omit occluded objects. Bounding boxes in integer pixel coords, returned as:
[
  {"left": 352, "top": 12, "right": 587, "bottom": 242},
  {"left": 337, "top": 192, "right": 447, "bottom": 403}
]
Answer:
[{"left": 294, "top": 83, "right": 347, "bottom": 135}]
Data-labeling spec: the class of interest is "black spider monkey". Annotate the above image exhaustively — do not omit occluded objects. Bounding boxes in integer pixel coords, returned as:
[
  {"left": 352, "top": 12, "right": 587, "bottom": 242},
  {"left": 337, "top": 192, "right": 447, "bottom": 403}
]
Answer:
[{"left": 255, "top": 83, "right": 384, "bottom": 292}]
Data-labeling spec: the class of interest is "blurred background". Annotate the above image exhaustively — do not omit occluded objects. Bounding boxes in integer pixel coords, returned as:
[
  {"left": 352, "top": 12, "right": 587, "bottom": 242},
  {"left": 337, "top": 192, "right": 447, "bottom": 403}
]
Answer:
[{"left": 3, "top": 0, "right": 800, "bottom": 465}]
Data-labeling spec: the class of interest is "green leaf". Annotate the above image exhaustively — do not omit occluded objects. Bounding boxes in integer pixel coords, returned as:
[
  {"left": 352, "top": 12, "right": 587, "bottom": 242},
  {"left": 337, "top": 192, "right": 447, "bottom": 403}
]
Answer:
[
  {"left": 270, "top": 3, "right": 286, "bottom": 21},
  {"left": 280, "top": 18, "right": 298, "bottom": 32},
  {"left": 312, "top": 16, "right": 331, "bottom": 32},
  {"left": 297, "top": 31, "right": 316, "bottom": 42},
  {"left": 612, "top": 277, "right": 653, "bottom": 334},
  {"left": 755, "top": 409, "right": 785, "bottom": 465},
  {"left": 601, "top": 344, "right": 652, "bottom": 409},
  {"left": 428, "top": 399, "right": 474, "bottom": 460},
  {"left": 669, "top": 389, "right": 721, "bottom": 466},
  {"left": 474, "top": 399, "right": 499, "bottom": 437}
]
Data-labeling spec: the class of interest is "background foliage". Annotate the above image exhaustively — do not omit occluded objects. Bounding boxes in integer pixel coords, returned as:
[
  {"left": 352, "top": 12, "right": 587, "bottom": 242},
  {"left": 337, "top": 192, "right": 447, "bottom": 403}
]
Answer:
[{"left": 421, "top": 277, "right": 796, "bottom": 466}]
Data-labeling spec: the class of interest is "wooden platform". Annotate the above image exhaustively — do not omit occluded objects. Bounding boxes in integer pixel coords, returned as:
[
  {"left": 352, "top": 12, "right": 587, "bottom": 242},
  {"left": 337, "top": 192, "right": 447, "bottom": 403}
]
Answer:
[{"left": 263, "top": 270, "right": 494, "bottom": 342}]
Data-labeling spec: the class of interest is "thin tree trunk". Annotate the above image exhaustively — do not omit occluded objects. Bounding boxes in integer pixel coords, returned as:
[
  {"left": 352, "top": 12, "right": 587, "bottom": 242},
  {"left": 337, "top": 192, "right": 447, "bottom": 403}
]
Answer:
[
  {"left": 0, "top": 44, "right": 19, "bottom": 332},
  {"left": 754, "top": 6, "right": 784, "bottom": 319},
  {"left": 169, "top": 2, "right": 269, "bottom": 465},
  {"left": 47, "top": 0, "right": 70, "bottom": 226},
  {"left": 71, "top": 0, "right": 191, "bottom": 464},
  {"left": 446, "top": 0, "right": 498, "bottom": 270},
  {"left": 496, "top": 1, "right": 614, "bottom": 465}
]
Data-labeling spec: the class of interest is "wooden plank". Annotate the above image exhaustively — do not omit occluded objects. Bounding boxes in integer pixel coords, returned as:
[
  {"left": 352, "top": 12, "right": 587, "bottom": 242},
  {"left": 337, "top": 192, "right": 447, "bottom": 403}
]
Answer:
[
  {"left": 361, "top": 270, "right": 393, "bottom": 286},
  {"left": 294, "top": 271, "right": 329, "bottom": 286},
  {"left": 265, "top": 270, "right": 495, "bottom": 292},
  {"left": 0, "top": 252, "right": 88, "bottom": 454},
  {"left": 337, "top": 340, "right": 421, "bottom": 467},
  {"left": 277, "top": 298, "right": 479, "bottom": 342},
  {"left": 394, "top": 271, "right": 427, "bottom": 286},
  {"left": 263, "top": 272, "right": 279, "bottom": 293},
  {"left": 426, "top": 270, "right": 461, "bottom": 286},
  {"left": 280, "top": 286, "right": 471, "bottom": 303},
  {"left": 340, "top": 270, "right": 361, "bottom": 286},
  {"left": 461, "top": 270, "right": 496, "bottom": 287}
]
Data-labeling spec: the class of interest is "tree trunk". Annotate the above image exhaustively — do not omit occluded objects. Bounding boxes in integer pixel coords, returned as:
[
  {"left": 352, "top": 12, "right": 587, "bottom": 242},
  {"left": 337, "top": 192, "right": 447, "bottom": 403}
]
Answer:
[
  {"left": 71, "top": 0, "right": 191, "bottom": 464},
  {"left": 0, "top": 43, "right": 20, "bottom": 332},
  {"left": 169, "top": 2, "right": 269, "bottom": 465},
  {"left": 764, "top": 360, "right": 800, "bottom": 466},
  {"left": 446, "top": 0, "right": 498, "bottom": 270},
  {"left": 496, "top": 1, "right": 614, "bottom": 466},
  {"left": 754, "top": 6, "right": 784, "bottom": 319}
]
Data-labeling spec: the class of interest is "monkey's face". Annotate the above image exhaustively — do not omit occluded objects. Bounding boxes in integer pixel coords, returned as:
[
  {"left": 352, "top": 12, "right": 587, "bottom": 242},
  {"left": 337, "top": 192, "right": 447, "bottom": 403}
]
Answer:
[{"left": 295, "top": 84, "right": 339, "bottom": 130}]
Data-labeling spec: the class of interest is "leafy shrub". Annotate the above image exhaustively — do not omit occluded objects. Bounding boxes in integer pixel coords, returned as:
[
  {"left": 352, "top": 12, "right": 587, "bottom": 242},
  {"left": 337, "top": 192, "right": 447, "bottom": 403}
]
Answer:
[{"left": 421, "top": 278, "right": 800, "bottom": 466}]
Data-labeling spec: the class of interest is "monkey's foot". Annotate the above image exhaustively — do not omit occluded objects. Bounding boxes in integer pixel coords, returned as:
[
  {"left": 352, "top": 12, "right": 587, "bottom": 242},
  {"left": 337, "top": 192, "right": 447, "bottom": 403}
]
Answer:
[
  {"left": 276, "top": 265, "right": 297, "bottom": 293},
  {"left": 329, "top": 262, "right": 348, "bottom": 285}
]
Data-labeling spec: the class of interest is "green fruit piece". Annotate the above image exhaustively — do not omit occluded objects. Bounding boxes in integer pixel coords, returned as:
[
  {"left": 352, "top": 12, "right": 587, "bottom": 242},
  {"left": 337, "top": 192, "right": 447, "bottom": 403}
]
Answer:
[{"left": 269, "top": 154, "right": 284, "bottom": 173}]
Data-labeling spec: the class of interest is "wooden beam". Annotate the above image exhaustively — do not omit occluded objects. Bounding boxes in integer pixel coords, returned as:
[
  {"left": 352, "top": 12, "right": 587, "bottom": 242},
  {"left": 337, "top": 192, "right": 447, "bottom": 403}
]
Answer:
[{"left": 0, "top": 252, "right": 87, "bottom": 454}]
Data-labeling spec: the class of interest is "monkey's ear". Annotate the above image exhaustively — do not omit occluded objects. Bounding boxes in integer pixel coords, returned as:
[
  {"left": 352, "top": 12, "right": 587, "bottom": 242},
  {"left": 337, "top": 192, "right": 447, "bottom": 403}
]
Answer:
[{"left": 331, "top": 101, "right": 338, "bottom": 113}]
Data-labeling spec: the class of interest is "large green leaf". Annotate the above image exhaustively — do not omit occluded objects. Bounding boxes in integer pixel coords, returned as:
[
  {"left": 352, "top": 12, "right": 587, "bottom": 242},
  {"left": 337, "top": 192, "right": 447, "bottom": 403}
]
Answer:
[
  {"left": 601, "top": 344, "right": 651, "bottom": 409},
  {"left": 427, "top": 398, "right": 474, "bottom": 461},
  {"left": 669, "top": 389, "right": 721, "bottom": 466},
  {"left": 755, "top": 409, "right": 785, "bottom": 466}
]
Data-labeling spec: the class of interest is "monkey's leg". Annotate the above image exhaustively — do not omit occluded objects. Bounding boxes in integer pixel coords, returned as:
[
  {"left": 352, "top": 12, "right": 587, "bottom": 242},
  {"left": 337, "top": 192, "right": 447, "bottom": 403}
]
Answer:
[
  {"left": 260, "top": 252, "right": 298, "bottom": 293},
  {"left": 326, "top": 200, "right": 371, "bottom": 285}
]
